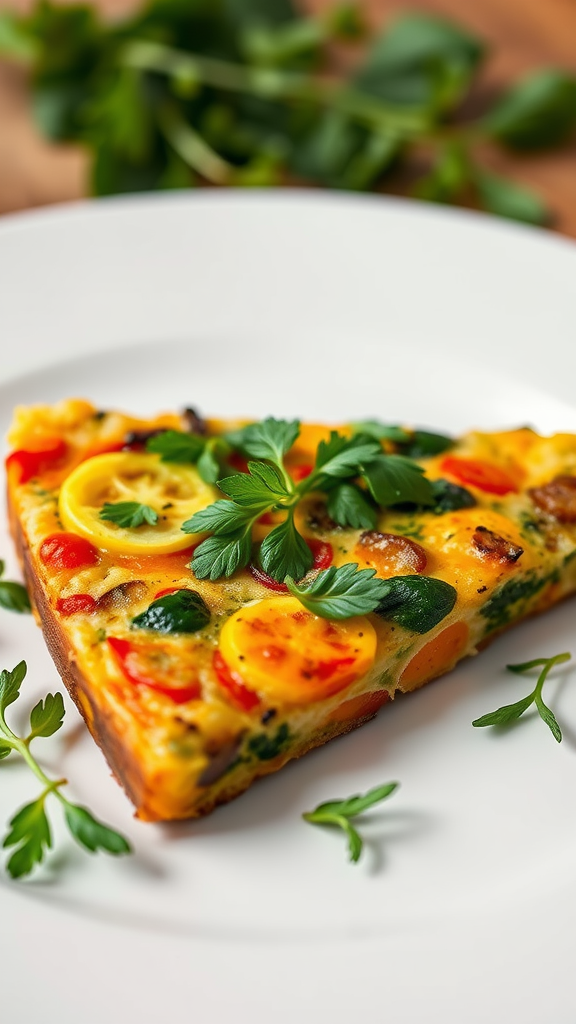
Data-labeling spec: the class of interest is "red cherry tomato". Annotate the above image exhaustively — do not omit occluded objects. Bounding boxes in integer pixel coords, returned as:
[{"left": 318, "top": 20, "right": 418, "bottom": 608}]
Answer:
[
  {"left": 107, "top": 637, "right": 201, "bottom": 704},
  {"left": 56, "top": 594, "right": 98, "bottom": 616},
  {"left": 439, "top": 456, "right": 518, "bottom": 496},
  {"left": 249, "top": 538, "right": 333, "bottom": 592},
  {"left": 213, "top": 650, "right": 260, "bottom": 711},
  {"left": 40, "top": 533, "right": 99, "bottom": 570},
  {"left": 6, "top": 439, "right": 67, "bottom": 484}
]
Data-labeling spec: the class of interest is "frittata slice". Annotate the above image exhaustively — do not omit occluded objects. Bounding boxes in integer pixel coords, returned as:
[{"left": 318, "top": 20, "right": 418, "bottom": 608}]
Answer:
[{"left": 6, "top": 400, "right": 576, "bottom": 820}]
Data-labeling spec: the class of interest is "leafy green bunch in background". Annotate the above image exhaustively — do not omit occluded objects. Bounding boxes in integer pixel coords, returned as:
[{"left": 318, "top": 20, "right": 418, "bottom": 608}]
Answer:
[{"left": 1, "top": 0, "right": 575, "bottom": 224}]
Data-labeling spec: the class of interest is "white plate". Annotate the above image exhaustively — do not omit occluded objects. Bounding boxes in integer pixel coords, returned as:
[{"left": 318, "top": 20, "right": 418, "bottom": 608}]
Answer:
[{"left": 1, "top": 192, "right": 576, "bottom": 1024}]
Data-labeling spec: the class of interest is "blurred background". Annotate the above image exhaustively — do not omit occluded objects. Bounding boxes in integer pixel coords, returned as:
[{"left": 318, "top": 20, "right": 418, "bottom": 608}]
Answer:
[{"left": 0, "top": 0, "right": 574, "bottom": 234}]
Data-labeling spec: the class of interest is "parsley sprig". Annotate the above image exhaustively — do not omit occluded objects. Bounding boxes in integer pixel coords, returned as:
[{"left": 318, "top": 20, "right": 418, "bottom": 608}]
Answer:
[
  {"left": 0, "top": 662, "right": 131, "bottom": 879},
  {"left": 184, "top": 417, "right": 434, "bottom": 584},
  {"left": 303, "top": 781, "right": 399, "bottom": 862},
  {"left": 1, "top": 2, "right": 575, "bottom": 224},
  {"left": 472, "top": 652, "right": 571, "bottom": 742},
  {"left": 0, "top": 560, "right": 31, "bottom": 614}
]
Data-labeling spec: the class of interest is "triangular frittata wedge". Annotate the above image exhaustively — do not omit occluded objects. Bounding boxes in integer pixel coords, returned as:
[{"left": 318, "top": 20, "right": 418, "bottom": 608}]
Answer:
[{"left": 6, "top": 400, "right": 576, "bottom": 820}]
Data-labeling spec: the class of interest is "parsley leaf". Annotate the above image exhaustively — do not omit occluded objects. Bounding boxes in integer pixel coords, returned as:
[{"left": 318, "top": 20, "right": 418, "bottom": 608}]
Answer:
[
  {"left": 303, "top": 781, "right": 399, "bottom": 862},
  {"left": 183, "top": 499, "right": 256, "bottom": 535},
  {"left": 350, "top": 421, "right": 411, "bottom": 444},
  {"left": 148, "top": 431, "right": 231, "bottom": 485},
  {"left": 350, "top": 422, "right": 454, "bottom": 458},
  {"left": 28, "top": 692, "right": 65, "bottom": 740},
  {"left": 196, "top": 440, "right": 222, "bottom": 484},
  {"left": 100, "top": 501, "right": 159, "bottom": 528},
  {"left": 132, "top": 589, "right": 211, "bottom": 634},
  {"left": 0, "top": 660, "right": 131, "bottom": 879},
  {"left": 3, "top": 796, "right": 52, "bottom": 879},
  {"left": 312, "top": 431, "right": 381, "bottom": 479},
  {"left": 472, "top": 652, "right": 570, "bottom": 741},
  {"left": 228, "top": 418, "right": 300, "bottom": 464},
  {"left": 191, "top": 529, "right": 253, "bottom": 580},
  {"left": 147, "top": 430, "right": 204, "bottom": 463},
  {"left": 0, "top": 661, "right": 27, "bottom": 715},
  {"left": 286, "top": 563, "right": 391, "bottom": 619},
  {"left": 362, "top": 454, "right": 435, "bottom": 507},
  {"left": 259, "top": 517, "right": 313, "bottom": 582},
  {"left": 0, "top": 560, "right": 31, "bottom": 614},
  {"left": 63, "top": 803, "right": 131, "bottom": 855},
  {"left": 219, "top": 462, "right": 291, "bottom": 506},
  {"left": 326, "top": 482, "right": 377, "bottom": 529}
]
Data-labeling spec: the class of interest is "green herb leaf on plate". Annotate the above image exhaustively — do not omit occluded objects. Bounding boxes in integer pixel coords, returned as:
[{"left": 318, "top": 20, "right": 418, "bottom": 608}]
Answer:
[
  {"left": 28, "top": 693, "right": 65, "bottom": 740},
  {"left": 0, "top": 560, "right": 31, "bottom": 614},
  {"left": 303, "top": 781, "right": 399, "bottom": 862},
  {"left": 472, "top": 651, "right": 571, "bottom": 741},
  {"left": 63, "top": 803, "right": 132, "bottom": 855}
]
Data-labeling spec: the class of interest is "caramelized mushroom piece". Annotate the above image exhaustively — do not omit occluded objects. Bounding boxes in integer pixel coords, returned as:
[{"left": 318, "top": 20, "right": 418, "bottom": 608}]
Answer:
[
  {"left": 98, "top": 580, "right": 147, "bottom": 611},
  {"left": 529, "top": 475, "right": 576, "bottom": 523},
  {"left": 197, "top": 733, "right": 245, "bottom": 787},
  {"left": 472, "top": 526, "right": 523, "bottom": 563}
]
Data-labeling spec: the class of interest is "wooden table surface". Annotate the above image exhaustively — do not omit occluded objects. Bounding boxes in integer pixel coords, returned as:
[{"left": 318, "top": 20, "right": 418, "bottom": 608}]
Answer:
[{"left": 1, "top": 0, "right": 575, "bottom": 236}]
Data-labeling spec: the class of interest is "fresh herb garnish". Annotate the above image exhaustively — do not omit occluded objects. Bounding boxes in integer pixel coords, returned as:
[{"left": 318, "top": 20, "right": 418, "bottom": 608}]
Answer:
[
  {"left": 0, "top": 560, "right": 31, "bottom": 614},
  {"left": 326, "top": 482, "right": 378, "bottom": 530},
  {"left": 0, "top": 662, "right": 131, "bottom": 878},
  {"left": 303, "top": 781, "right": 399, "bottom": 863},
  {"left": 0, "top": 3, "right": 574, "bottom": 223},
  {"left": 147, "top": 430, "right": 231, "bottom": 485},
  {"left": 472, "top": 652, "right": 571, "bottom": 742},
  {"left": 286, "top": 563, "right": 391, "bottom": 620},
  {"left": 132, "top": 589, "right": 211, "bottom": 634},
  {"left": 185, "top": 418, "right": 435, "bottom": 585},
  {"left": 351, "top": 422, "right": 454, "bottom": 459},
  {"left": 100, "top": 501, "right": 159, "bottom": 528}
]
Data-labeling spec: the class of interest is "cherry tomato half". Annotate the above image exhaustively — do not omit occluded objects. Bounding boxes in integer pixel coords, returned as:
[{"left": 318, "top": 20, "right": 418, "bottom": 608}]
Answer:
[
  {"left": 212, "top": 650, "right": 260, "bottom": 711},
  {"left": 6, "top": 438, "right": 67, "bottom": 484},
  {"left": 40, "top": 532, "right": 100, "bottom": 570},
  {"left": 56, "top": 594, "right": 98, "bottom": 616},
  {"left": 107, "top": 636, "right": 201, "bottom": 704},
  {"left": 439, "top": 456, "right": 518, "bottom": 496},
  {"left": 249, "top": 538, "right": 333, "bottom": 592}
]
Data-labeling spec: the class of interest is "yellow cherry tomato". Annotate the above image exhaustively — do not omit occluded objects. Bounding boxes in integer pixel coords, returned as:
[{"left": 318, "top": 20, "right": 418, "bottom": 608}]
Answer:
[
  {"left": 218, "top": 596, "right": 377, "bottom": 705},
  {"left": 58, "top": 452, "right": 217, "bottom": 555}
]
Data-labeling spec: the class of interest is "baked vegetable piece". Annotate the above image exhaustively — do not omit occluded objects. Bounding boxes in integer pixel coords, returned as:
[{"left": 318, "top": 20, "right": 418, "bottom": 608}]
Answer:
[{"left": 6, "top": 399, "right": 576, "bottom": 821}]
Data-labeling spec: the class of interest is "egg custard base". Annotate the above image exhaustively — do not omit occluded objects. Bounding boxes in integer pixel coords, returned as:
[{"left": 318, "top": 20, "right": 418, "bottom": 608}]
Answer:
[{"left": 6, "top": 400, "right": 576, "bottom": 821}]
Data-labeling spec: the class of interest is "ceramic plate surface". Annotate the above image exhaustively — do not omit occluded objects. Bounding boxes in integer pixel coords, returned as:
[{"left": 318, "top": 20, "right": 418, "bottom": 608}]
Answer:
[{"left": 1, "top": 192, "right": 576, "bottom": 1024}]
